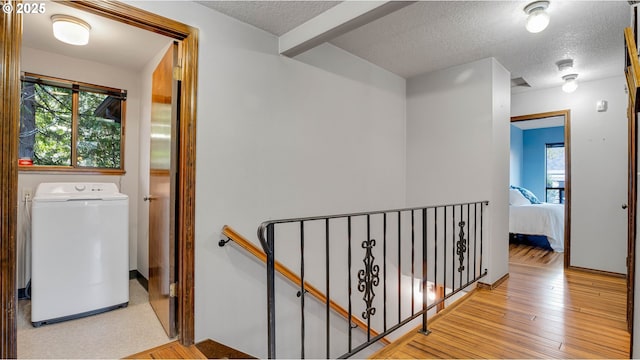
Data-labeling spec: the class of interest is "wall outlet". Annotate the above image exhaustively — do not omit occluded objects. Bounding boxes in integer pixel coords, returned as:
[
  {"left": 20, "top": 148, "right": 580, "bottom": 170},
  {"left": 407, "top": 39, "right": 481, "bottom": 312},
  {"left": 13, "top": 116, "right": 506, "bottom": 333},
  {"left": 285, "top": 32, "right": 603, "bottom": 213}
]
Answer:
[{"left": 22, "top": 188, "right": 32, "bottom": 202}]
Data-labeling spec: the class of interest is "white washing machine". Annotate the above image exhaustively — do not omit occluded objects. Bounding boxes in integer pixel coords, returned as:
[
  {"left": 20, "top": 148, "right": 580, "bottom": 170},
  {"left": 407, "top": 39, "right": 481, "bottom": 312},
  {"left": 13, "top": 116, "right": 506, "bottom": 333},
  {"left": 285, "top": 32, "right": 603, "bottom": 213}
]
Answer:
[{"left": 31, "top": 182, "right": 129, "bottom": 326}]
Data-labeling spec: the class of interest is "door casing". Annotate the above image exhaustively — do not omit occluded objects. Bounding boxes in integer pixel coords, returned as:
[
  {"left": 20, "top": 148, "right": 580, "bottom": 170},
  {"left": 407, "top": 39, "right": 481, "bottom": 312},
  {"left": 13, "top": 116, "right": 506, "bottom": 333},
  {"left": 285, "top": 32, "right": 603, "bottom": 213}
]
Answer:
[
  {"left": 0, "top": 1, "right": 199, "bottom": 356},
  {"left": 510, "top": 110, "right": 572, "bottom": 268}
]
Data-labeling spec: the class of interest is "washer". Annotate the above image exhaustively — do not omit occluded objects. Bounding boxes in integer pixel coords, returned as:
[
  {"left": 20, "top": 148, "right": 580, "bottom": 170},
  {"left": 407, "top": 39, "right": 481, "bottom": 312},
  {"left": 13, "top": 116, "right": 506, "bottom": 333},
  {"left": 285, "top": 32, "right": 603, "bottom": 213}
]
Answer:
[{"left": 31, "top": 182, "right": 129, "bottom": 326}]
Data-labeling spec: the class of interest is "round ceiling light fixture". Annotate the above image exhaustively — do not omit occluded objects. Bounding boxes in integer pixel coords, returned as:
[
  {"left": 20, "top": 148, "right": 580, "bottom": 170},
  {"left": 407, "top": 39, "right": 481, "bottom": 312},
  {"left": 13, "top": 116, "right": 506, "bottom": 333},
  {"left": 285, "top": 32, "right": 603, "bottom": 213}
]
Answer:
[
  {"left": 51, "top": 14, "right": 91, "bottom": 46},
  {"left": 562, "top": 74, "right": 578, "bottom": 93},
  {"left": 524, "top": 1, "right": 550, "bottom": 33}
]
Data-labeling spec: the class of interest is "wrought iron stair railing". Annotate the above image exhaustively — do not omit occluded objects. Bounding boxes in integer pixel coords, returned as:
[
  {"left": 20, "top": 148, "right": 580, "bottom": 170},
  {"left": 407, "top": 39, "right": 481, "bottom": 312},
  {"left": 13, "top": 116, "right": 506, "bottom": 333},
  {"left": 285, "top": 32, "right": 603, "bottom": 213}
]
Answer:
[
  {"left": 219, "top": 225, "right": 390, "bottom": 345},
  {"left": 257, "top": 201, "right": 489, "bottom": 359}
]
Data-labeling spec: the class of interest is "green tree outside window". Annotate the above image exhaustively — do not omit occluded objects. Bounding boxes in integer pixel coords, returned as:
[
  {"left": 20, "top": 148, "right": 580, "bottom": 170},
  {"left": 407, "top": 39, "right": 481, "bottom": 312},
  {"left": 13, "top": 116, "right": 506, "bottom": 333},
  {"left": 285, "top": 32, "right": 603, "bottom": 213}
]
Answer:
[{"left": 19, "top": 74, "right": 126, "bottom": 172}]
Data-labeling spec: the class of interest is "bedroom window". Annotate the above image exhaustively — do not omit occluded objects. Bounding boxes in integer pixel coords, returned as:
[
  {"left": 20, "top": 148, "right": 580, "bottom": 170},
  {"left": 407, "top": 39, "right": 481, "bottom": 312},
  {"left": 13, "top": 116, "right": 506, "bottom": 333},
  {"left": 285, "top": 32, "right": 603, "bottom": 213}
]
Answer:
[
  {"left": 546, "top": 143, "right": 565, "bottom": 204},
  {"left": 18, "top": 73, "right": 126, "bottom": 174}
]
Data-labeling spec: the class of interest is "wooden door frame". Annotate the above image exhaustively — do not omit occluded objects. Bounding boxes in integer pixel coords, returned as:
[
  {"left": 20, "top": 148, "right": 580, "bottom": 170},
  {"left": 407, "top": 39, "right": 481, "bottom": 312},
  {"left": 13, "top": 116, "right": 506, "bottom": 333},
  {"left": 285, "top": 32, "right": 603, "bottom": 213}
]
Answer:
[
  {"left": 0, "top": 1, "right": 198, "bottom": 356},
  {"left": 627, "top": 100, "right": 637, "bottom": 339},
  {"left": 510, "top": 110, "right": 572, "bottom": 268}
]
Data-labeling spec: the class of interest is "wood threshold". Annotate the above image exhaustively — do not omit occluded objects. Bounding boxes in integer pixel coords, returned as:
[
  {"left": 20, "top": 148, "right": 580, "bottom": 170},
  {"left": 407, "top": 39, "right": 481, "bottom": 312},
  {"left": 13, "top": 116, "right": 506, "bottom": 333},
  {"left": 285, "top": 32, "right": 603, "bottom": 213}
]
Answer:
[
  {"left": 194, "top": 339, "right": 256, "bottom": 359},
  {"left": 568, "top": 265, "right": 626, "bottom": 278}
]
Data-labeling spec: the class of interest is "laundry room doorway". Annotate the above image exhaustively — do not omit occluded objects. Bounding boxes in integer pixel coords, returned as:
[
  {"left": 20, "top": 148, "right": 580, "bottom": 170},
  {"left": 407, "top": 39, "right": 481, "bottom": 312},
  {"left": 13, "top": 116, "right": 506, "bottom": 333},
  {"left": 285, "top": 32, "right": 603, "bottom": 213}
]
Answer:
[{"left": 0, "top": 2, "right": 199, "bottom": 357}]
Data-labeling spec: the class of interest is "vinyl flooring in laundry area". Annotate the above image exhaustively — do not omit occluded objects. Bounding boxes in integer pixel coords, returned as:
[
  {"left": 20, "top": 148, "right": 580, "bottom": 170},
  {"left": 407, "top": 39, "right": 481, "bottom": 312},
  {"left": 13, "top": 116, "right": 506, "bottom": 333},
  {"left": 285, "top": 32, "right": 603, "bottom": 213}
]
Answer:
[{"left": 17, "top": 279, "right": 171, "bottom": 359}]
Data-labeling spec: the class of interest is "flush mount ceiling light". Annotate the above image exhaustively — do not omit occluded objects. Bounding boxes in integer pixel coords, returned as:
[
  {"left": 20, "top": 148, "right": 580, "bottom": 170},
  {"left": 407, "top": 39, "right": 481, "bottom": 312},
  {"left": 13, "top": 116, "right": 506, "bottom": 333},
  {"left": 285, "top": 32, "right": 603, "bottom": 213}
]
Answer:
[
  {"left": 51, "top": 15, "right": 91, "bottom": 46},
  {"left": 562, "top": 74, "right": 578, "bottom": 93},
  {"left": 524, "top": 1, "right": 550, "bottom": 33}
]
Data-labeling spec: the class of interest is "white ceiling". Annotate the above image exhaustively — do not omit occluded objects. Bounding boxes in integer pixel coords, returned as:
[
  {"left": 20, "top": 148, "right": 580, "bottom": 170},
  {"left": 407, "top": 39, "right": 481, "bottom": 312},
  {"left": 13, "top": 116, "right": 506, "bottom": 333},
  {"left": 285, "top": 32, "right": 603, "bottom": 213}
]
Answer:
[
  {"left": 196, "top": 1, "right": 341, "bottom": 36},
  {"left": 23, "top": 1, "right": 631, "bottom": 94},
  {"left": 22, "top": 1, "right": 172, "bottom": 71},
  {"left": 198, "top": 0, "right": 630, "bottom": 93}
]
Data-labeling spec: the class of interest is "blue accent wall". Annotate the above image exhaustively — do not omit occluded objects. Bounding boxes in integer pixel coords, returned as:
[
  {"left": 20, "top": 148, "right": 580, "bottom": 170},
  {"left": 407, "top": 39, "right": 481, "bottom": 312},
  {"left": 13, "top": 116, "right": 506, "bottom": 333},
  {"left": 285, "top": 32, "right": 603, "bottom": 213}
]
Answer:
[
  {"left": 522, "top": 126, "right": 564, "bottom": 201},
  {"left": 510, "top": 125, "right": 523, "bottom": 187}
]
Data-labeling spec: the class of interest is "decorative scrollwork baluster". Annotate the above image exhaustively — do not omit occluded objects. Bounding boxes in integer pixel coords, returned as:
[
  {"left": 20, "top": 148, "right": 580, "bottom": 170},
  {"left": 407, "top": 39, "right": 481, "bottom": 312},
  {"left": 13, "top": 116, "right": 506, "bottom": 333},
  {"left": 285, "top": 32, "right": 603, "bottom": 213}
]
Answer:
[
  {"left": 357, "top": 238, "right": 380, "bottom": 319},
  {"left": 457, "top": 221, "right": 467, "bottom": 273}
]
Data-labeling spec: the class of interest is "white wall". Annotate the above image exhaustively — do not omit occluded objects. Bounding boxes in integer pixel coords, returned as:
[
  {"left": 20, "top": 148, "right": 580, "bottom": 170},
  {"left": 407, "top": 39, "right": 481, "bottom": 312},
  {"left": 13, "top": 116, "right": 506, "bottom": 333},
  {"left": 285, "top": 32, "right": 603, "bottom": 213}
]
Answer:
[
  {"left": 510, "top": 125, "right": 523, "bottom": 186},
  {"left": 512, "top": 76, "right": 628, "bottom": 273},
  {"left": 405, "top": 57, "right": 511, "bottom": 285},
  {"left": 490, "top": 59, "right": 512, "bottom": 284},
  {"left": 124, "top": 1, "right": 406, "bottom": 357},
  {"left": 17, "top": 47, "right": 142, "bottom": 287}
]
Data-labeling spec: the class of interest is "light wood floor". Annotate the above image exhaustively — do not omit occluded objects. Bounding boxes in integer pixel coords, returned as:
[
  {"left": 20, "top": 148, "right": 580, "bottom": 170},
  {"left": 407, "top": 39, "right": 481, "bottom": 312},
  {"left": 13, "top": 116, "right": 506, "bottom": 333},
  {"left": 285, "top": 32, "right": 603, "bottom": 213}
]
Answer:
[{"left": 372, "top": 244, "right": 630, "bottom": 359}]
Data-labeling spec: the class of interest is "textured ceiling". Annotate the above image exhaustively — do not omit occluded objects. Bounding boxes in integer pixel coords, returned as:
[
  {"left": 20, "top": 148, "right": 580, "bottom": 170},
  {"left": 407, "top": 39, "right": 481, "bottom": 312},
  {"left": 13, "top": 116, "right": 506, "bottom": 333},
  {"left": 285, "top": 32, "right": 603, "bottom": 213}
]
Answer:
[
  {"left": 200, "top": 0, "right": 630, "bottom": 93},
  {"left": 23, "top": 1, "right": 631, "bottom": 94},
  {"left": 330, "top": 1, "right": 629, "bottom": 91},
  {"left": 22, "top": 1, "right": 172, "bottom": 71},
  {"left": 196, "top": 1, "right": 341, "bottom": 36}
]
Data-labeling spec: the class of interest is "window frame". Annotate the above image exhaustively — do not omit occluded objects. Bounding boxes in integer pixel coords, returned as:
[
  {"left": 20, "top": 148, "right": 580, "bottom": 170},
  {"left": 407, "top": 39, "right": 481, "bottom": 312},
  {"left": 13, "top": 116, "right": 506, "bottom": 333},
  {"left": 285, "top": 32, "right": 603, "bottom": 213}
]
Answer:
[
  {"left": 545, "top": 142, "right": 565, "bottom": 204},
  {"left": 19, "top": 72, "right": 127, "bottom": 175}
]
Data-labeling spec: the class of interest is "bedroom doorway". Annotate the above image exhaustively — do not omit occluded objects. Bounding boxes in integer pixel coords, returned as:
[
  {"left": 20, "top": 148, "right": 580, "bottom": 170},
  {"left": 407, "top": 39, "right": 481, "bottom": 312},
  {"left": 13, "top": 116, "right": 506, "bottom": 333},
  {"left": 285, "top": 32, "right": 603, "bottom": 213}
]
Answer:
[{"left": 510, "top": 110, "right": 571, "bottom": 268}]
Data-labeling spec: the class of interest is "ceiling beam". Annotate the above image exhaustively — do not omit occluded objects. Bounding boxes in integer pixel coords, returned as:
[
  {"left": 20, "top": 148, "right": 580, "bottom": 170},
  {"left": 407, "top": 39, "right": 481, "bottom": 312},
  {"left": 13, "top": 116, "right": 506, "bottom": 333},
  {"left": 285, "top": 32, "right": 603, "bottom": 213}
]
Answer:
[{"left": 279, "top": 1, "right": 413, "bottom": 58}]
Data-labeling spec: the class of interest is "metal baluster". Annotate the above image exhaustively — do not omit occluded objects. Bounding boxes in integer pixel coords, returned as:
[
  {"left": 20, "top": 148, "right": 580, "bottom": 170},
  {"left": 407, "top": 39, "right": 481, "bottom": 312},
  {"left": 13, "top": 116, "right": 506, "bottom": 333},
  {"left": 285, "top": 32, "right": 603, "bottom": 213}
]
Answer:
[
  {"left": 266, "top": 224, "right": 276, "bottom": 359},
  {"left": 452, "top": 205, "right": 455, "bottom": 293},
  {"left": 443, "top": 206, "right": 447, "bottom": 294},
  {"left": 325, "top": 218, "right": 330, "bottom": 358},
  {"left": 458, "top": 204, "right": 463, "bottom": 289},
  {"left": 434, "top": 207, "right": 438, "bottom": 314},
  {"left": 474, "top": 203, "right": 477, "bottom": 279},
  {"left": 466, "top": 204, "right": 470, "bottom": 284},
  {"left": 300, "top": 221, "right": 305, "bottom": 359},
  {"left": 347, "top": 216, "right": 352, "bottom": 352},
  {"left": 366, "top": 214, "right": 371, "bottom": 341},
  {"left": 397, "top": 211, "right": 401, "bottom": 324},
  {"left": 411, "top": 210, "right": 415, "bottom": 315},
  {"left": 480, "top": 203, "right": 484, "bottom": 274},
  {"left": 383, "top": 213, "right": 387, "bottom": 333},
  {"left": 421, "top": 208, "right": 429, "bottom": 334}
]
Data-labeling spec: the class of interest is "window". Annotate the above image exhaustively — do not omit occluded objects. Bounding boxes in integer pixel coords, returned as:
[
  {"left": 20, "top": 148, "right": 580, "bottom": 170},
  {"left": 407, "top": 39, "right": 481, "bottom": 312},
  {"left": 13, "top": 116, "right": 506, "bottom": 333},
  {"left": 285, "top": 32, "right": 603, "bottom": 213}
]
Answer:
[
  {"left": 545, "top": 143, "right": 565, "bottom": 204},
  {"left": 19, "top": 73, "right": 126, "bottom": 173}
]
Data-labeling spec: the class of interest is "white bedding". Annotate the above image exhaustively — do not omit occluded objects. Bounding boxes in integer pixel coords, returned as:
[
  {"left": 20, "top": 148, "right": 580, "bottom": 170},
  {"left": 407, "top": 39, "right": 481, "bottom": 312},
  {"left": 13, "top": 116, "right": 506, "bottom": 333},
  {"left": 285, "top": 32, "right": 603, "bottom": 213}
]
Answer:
[{"left": 509, "top": 203, "right": 564, "bottom": 252}]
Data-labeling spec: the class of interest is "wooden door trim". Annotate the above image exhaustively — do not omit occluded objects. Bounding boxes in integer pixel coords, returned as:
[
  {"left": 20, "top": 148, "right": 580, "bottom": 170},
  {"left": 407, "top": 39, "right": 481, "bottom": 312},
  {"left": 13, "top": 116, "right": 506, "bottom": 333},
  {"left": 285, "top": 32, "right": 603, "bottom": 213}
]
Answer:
[
  {"left": 0, "top": 7, "right": 22, "bottom": 358},
  {"left": 510, "top": 110, "right": 572, "bottom": 268},
  {"left": 0, "top": 1, "right": 198, "bottom": 355},
  {"left": 628, "top": 97, "right": 637, "bottom": 338}
]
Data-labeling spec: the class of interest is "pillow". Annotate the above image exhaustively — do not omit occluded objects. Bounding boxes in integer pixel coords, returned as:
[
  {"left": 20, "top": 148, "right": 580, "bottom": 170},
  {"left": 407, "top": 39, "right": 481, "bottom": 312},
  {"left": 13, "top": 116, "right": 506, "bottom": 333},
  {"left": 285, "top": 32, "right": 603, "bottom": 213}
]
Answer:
[
  {"left": 510, "top": 185, "right": 541, "bottom": 204},
  {"left": 509, "top": 188, "right": 530, "bottom": 206}
]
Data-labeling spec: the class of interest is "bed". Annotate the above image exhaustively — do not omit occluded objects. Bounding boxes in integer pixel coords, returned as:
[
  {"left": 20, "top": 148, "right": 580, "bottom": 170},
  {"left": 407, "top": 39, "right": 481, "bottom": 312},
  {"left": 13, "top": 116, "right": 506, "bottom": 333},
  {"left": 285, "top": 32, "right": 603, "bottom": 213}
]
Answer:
[{"left": 509, "top": 187, "right": 564, "bottom": 252}]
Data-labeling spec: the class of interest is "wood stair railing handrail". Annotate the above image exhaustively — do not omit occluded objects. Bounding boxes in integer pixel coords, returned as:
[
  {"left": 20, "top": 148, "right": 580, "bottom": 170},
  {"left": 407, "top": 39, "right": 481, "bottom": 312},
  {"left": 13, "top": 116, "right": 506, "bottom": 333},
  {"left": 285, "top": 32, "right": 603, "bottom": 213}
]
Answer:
[{"left": 221, "top": 225, "right": 390, "bottom": 345}]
